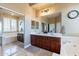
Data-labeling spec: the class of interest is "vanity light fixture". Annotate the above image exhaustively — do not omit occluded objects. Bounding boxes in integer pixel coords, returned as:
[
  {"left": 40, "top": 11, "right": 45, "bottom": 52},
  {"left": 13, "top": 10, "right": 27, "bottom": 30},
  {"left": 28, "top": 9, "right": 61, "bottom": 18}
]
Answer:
[
  {"left": 44, "top": 8, "right": 49, "bottom": 12},
  {"left": 41, "top": 8, "right": 50, "bottom": 13}
]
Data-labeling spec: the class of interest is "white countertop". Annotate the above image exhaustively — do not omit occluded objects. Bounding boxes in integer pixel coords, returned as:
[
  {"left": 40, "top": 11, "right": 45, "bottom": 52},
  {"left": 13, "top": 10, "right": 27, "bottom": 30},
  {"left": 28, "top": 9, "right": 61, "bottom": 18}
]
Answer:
[{"left": 31, "top": 33, "right": 62, "bottom": 38}]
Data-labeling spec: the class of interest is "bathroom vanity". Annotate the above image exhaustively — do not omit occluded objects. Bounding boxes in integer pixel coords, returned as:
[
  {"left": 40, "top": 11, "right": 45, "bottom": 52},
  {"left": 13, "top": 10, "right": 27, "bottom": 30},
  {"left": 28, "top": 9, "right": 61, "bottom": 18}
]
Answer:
[
  {"left": 17, "top": 33, "right": 24, "bottom": 43},
  {"left": 31, "top": 33, "right": 61, "bottom": 54}
]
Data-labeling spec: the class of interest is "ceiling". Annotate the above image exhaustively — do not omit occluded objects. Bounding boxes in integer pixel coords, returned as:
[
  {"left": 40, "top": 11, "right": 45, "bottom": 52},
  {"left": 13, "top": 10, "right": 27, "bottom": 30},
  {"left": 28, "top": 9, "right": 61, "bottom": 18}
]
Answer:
[
  {"left": 0, "top": 3, "right": 55, "bottom": 12},
  {"left": 30, "top": 3, "right": 55, "bottom": 10},
  {"left": 29, "top": 3, "right": 37, "bottom": 6},
  {"left": 0, "top": 7, "right": 24, "bottom": 17}
]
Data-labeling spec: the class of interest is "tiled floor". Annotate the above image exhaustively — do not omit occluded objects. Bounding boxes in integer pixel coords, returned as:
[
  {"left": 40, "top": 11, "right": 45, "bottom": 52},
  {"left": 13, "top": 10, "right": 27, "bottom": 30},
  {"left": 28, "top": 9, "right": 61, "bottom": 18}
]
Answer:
[{"left": 1, "top": 41, "right": 53, "bottom": 56}]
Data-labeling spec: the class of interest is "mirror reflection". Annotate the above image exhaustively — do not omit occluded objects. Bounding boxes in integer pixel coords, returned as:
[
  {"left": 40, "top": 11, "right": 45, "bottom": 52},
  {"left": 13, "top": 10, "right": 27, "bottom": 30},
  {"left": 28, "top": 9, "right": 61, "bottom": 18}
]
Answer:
[{"left": 41, "top": 12, "right": 61, "bottom": 34}]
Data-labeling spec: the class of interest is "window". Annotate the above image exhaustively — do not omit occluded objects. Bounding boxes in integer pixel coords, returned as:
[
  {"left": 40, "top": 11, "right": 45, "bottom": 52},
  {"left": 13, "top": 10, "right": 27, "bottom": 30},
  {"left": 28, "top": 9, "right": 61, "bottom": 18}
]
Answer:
[
  {"left": 3, "top": 17, "right": 17, "bottom": 32},
  {"left": 3, "top": 17, "right": 11, "bottom": 32}
]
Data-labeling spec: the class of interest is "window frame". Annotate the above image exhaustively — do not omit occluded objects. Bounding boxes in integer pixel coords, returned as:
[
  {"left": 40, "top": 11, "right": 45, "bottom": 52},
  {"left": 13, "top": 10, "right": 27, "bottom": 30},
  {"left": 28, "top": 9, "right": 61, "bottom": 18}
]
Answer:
[{"left": 3, "top": 17, "right": 17, "bottom": 33}]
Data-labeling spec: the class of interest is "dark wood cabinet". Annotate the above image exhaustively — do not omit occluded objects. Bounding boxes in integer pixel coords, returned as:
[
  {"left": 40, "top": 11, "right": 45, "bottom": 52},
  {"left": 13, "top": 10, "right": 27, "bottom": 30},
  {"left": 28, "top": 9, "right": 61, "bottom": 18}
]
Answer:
[
  {"left": 50, "top": 37, "right": 61, "bottom": 54},
  {"left": 41, "top": 36, "right": 50, "bottom": 50},
  {"left": 17, "top": 33, "right": 24, "bottom": 43},
  {"left": 35, "top": 36, "right": 41, "bottom": 47},
  {"left": 31, "top": 35, "right": 36, "bottom": 45},
  {"left": 31, "top": 35, "right": 61, "bottom": 54}
]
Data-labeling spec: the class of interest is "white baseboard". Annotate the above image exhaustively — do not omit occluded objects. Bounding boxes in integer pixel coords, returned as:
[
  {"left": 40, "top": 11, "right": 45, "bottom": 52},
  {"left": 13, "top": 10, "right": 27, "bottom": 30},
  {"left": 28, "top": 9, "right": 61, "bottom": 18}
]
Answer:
[{"left": 24, "top": 44, "right": 31, "bottom": 48}]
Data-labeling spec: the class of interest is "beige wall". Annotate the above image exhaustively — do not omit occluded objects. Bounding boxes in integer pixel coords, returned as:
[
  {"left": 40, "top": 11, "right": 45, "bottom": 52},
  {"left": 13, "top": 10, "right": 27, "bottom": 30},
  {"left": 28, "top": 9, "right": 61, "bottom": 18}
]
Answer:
[{"left": 61, "top": 4, "right": 79, "bottom": 36}]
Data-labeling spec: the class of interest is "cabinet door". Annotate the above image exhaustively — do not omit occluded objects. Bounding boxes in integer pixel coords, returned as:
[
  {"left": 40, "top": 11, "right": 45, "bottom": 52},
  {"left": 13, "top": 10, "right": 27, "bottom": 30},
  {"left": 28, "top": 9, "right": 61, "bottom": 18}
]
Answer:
[
  {"left": 41, "top": 36, "right": 46, "bottom": 49},
  {"left": 17, "top": 34, "right": 24, "bottom": 43},
  {"left": 45, "top": 37, "right": 51, "bottom": 50},
  {"left": 35, "top": 36, "right": 41, "bottom": 47},
  {"left": 31, "top": 35, "right": 36, "bottom": 45},
  {"left": 31, "top": 35, "right": 41, "bottom": 47},
  {"left": 41, "top": 36, "right": 50, "bottom": 50},
  {"left": 50, "top": 37, "right": 61, "bottom": 54}
]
